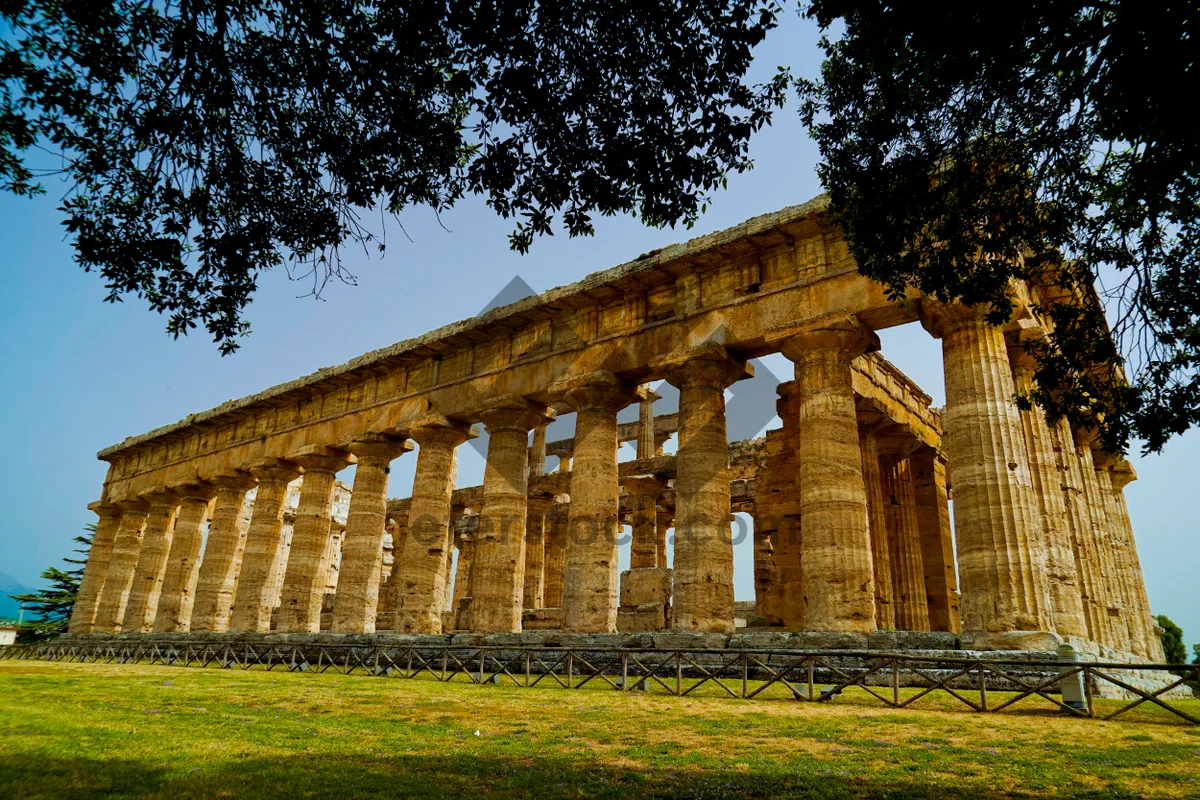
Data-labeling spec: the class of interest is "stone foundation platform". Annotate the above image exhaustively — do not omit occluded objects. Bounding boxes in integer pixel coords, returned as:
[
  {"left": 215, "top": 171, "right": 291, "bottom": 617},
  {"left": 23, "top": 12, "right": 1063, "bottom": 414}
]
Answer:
[{"left": 59, "top": 630, "right": 1192, "bottom": 701}]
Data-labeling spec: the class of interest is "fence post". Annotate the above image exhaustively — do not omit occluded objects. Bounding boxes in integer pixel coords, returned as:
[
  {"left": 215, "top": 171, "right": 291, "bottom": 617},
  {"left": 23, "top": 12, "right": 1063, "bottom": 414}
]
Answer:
[{"left": 1057, "top": 643, "right": 1087, "bottom": 711}]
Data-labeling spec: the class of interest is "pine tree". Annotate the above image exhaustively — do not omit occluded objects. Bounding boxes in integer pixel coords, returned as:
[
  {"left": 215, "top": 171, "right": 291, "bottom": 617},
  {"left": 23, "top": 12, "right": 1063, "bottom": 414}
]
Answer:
[{"left": 9, "top": 525, "right": 94, "bottom": 643}]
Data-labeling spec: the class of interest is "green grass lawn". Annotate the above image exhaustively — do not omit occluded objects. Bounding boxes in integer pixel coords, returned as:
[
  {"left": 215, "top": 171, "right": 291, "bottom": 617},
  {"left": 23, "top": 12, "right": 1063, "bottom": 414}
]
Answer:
[{"left": 2, "top": 661, "right": 1199, "bottom": 799}]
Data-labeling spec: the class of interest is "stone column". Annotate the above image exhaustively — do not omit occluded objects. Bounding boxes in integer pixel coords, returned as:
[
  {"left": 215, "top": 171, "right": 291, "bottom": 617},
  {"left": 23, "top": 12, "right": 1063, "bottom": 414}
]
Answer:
[
  {"left": 909, "top": 447, "right": 962, "bottom": 633},
  {"left": 395, "top": 417, "right": 471, "bottom": 633},
  {"left": 227, "top": 461, "right": 301, "bottom": 632},
  {"left": 278, "top": 447, "right": 353, "bottom": 633},
  {"left": 626, "top": 476, "right": 664, "bottom": 569},
  {"left": 1075, "top": 435, "right": 1127, "bottom": 650},
  {"left": 190, "top": 472, "right": 256, "bottom": 632},
  {"left": 451, "top": 526, "right": 475, "bottom": 619},
  {"left": 472, "top": 396, "right": 553, "bottom": 632},
  {"left": 92, "top": 500, "right": 150, "bottom": 633},
  {"left": 557, "top": 451, "right": 573, "bottom": 473},
  {"left": 655, "top": 507, "right": 673, "bottom": 569},
  {"left": 523, "top": 496, "right": 552, "bottom": 609},
  {"left": 68, "top": 502, "right": 123, "bottom": 633},
  {"left": 921, "top": 301, "right": 1054, "bottom": 647},
  {"left": 858, "top": 424, "right": 894, "bottom": 630},
  {"left": 880, "top": 454, "right": 930, "bottom": 632},
  {"left": 1109, "top": 462, "right": 1162, "bottom": 660},
  {"left": 752, "top": 514, "right": 780, "bottom": 624},
  {"left": 1009, "top": 346, "right": 1088, "bottom": 639},
  {"left": 1090, "top": 449, "right": 1135, "bottom": 654},
  {"left": 542, "top": 504, "right": 568, "bottom": 608},
  {"left": 637, "top": 387, "right": 659, "bottom": 459},
  {"left": 1054, "top": 422, "right": 1109, "bottom": 642},
  {"left": 331, "top": 434, "right": 412, "bottom": 633},
  {"left": 561, "top": 372, "right": 633, "bottom": 632},
  {"left": 530, "top": 422, "right": 549, "bottom": 478},
  {"left": 121, "top": 490, "right": 180, "bottom": 633},
  {"left": 655, "top": 343, "right": 747, "bottom": 633},
  {"left": 782, "top": 315, "right": 879, "bottom": 633},
  {"left": 154, "top": 482, "right": 216, "bottom": 633}
]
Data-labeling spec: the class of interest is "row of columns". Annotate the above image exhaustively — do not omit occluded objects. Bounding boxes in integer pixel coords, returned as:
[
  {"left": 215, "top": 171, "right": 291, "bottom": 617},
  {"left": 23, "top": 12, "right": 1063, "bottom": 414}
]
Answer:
[{"left": 72, "top": 304, "right": 1159, "bottom": 653}]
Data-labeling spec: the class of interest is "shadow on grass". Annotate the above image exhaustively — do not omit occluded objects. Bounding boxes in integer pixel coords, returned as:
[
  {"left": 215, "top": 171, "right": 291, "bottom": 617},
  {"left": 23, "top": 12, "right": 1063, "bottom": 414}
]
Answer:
[{"left": 0, "top": 752, "right": 1146, "bottom": 800}]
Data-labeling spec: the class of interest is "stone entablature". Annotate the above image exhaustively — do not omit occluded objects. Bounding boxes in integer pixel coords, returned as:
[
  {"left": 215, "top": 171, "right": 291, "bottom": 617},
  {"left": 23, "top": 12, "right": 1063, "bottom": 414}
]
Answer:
[{"left": 97, "top": 196, "right": 917, "bottom": 504}]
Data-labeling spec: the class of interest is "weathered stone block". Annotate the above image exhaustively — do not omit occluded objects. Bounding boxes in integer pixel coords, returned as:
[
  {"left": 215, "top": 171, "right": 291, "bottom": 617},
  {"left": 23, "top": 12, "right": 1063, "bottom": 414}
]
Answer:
[
  {"left": 867, "top": 630, "right": 959, "bottom": 651},
  {"left": 617, "top": 602, "right": 667, "bottom": 633},
  {"left": 522, "top": 607, "right": 565, "bottom": 631},
  {"left": 619, "top": 567, "right": 672, "bottom": 607}
]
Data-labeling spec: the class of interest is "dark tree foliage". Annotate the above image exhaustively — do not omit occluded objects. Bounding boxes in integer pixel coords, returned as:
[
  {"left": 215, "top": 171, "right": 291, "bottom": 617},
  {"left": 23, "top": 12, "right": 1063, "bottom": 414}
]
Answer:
[
  {"left": 1155, "top": 614, "right": 1187, "bottom": 672},
  {"left": 1, "top": 1, "right": 788, "bottom": 353},
  {"left": 799, "top": 2, "right": 1199, "bottom": 453},
  {"left": 8, "top": 525, "right": 92, "bottom": 643}
]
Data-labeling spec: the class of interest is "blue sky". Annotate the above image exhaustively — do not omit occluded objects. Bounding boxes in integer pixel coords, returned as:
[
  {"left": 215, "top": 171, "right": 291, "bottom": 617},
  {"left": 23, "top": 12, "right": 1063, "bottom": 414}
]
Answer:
[{"left": 1, "top": 10, "right": 1195, "bottom": 645}]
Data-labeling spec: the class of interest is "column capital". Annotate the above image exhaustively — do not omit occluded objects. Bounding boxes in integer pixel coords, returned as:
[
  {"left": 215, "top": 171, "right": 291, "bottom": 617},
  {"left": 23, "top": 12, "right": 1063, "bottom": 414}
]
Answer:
[
  {"left": 1109, "top": 458, "right": 1136, "bottom": 489},
  {"left": 342, "top": 432, "right": 413, "bottom": 466},
  {"left": 205, "top": 469, "right": 257, "bottom": 492},
  {"left": 636, "top": 385, "right": 661, "bottom": 403},
  {"left": 653, "top": 341, "right": 752, "bottom": 390},
  {"left": 291, "top": 445, "right": 355, "bottom": 474},
  {"left": 477, "top": 394, "right": 555, "bottom": 433},
  {"left": 409, "top": 413, "right": 476, "bottom": 447},
  {"left": 136, "top": 486, "right": 181, "bottom": 508},
  {"left": 87, "top": 500, "right": 123, "bottom": 520},
  {"left": 245, "top": 458, "right": 302, "bottom": 485},
  {"left": 555, "top": 370, "right": 638, "bottom": 413},
  {"left": 527, "top": 494, "right": 555, "bottom": 513},
  {"left": 779, "top": 313, "right": 879, "bottom": 364},
  {"left": 919, "top": 297, "right": 1016, "bottom": 339},
  {"left": 624, "top": 474, "right": 667, "bottom": 496},
  {"left": 113, "top": 498, "right": 151, "bottom": 513},
  {"left": 167, "top": 478, "right": 219, "bottom": 502}
]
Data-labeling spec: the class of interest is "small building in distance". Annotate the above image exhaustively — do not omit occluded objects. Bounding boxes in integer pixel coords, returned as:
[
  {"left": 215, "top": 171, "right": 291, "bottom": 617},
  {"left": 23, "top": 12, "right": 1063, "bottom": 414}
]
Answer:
[{"left": 0, "top": 624, "right": 18, "bottom": 647}]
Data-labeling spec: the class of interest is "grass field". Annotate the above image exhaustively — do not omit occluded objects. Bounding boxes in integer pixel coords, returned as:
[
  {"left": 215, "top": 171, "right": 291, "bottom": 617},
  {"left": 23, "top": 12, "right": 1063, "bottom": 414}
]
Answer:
[{"left": 2, "top": 661, "right": 1199, "bottom": 799}]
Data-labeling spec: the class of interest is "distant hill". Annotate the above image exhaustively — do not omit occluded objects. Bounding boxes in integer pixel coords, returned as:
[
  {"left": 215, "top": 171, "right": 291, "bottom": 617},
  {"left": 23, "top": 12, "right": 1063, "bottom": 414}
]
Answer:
[{"left": 0, "top": 572, "right": 34, "bottom": 621}]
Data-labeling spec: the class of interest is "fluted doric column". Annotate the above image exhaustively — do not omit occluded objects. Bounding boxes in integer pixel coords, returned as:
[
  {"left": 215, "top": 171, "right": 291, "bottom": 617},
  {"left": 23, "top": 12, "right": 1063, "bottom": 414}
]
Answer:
[
  {"left": 626, "top": 476, "right": 665, "bottom": 569},
  {"left": 655, "top": 508, "right": 673, "bottom": 569},
  {"left": 560, "top": 372, "right": 634, "bottom": 632},
  {"left": 68, "top": 502, "right": 123, "bottom": 633},
  {"left": 1109, "top": 461, "right": 1161, "bottom": 659},
  {"left": 394, "top": 417, "right": 471, "bottom": 633},
  {"left": 1008, "top": 345, "right": 1088, "bottom": 638},
  {"left": 909, "top": 447, "right": 961, "bottom": 633},
  {"left": 922, "top": 301, "right": 1054, "bottom": 647},
  {"left": 278, "top": 447, "right": 353, "bottom": 633},
  {"left": 655, "top": 342, "right": 748, "bottom": 633},
  {"left": 121, "top": 490, "right": 181, "bottom": 633},
  {"left": 1052, "top": 421, "right": 1108, "bottom": 642},
  {"left": 228, "top": 460, "right": 301, "bottom": 632},
  {"left": 530, "top": 422, "right": 549, "bottom": 478},
  {"left": 190, "top": 471, "right": 256, "bottom": 632},
  {"left": 782, "top": 314, "right": 879, "bottom": 633},
  {"left": 523, "top": 496, "right": 552, "bottom": 609},
  {"left": 153, "top": 482, "right": 217, "bottom": 633},
  {"left": 880, "top": 454, "right": 930, "bottom": 632},
  {"left": 1074, "top": 434, "right": 1126, "bottom": 650},
  {"left": 472, "top": 395, "right": 553, "bottom": 632},
  {"left": 858, "top": 424, "right": 894, "bottom": 629},
  {"left": 450, "top": 525, "right": 475, "bottom": 624},
  {"left": 92, "top": 500, "right": 150, "bottom": 633},
  {"left": 637, "top": 387, "right": 659, "bottom": 460},
  {"left": 331, "top": 434, "right": 412, "bottom": 633},
  {"left": 542, "top": 504, "right": 568, "bottom": 608},
  {"left": 1092, "top": 449, "right": 1138, "bottom": 654}
]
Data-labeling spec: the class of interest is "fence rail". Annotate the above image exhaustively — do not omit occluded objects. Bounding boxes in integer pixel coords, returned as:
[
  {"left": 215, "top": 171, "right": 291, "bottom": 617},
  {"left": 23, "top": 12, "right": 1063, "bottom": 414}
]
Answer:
[{"left": 3, "top": 640, "right": 1196, "bottom": 725}]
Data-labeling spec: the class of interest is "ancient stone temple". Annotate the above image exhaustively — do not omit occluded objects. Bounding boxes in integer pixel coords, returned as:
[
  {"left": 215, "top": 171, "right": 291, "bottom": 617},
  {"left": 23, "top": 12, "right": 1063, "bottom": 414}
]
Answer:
[{"left": 68, "top": 195, "right": 1163, "bottom": 663}]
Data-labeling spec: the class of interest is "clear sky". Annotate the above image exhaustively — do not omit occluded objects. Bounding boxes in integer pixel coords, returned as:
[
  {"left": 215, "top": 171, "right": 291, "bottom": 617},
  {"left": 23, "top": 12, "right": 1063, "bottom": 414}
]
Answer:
[{"left": 1, "top": 10, "right": 1195, "bottom": 645}]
